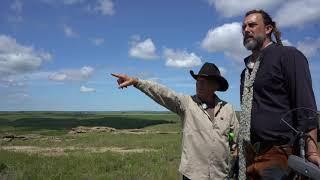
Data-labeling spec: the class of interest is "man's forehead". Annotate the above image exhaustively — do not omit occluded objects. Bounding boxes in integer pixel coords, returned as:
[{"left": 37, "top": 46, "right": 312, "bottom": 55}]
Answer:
[{"left": 243, "top": 13, "right": 262, "bottom": 24}]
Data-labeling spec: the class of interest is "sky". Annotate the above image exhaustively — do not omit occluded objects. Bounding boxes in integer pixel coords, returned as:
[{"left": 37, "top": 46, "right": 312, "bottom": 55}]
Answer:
[{"left": 0, "top": 0, "right": 320, "bottom": 111}]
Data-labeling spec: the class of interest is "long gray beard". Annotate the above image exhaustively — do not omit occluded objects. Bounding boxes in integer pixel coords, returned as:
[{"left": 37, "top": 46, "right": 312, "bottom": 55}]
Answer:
[
  {"left": 244, "top": 35, "right": 264, "bottom": 51},
  {"left": 244, "top": 39, "right": 258, "bottom": 50}
]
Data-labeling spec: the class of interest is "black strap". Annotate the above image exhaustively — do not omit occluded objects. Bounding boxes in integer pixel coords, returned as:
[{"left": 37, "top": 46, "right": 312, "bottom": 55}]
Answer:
[{"left": 214, "top": 101, "right": 227, "bottom": 117}]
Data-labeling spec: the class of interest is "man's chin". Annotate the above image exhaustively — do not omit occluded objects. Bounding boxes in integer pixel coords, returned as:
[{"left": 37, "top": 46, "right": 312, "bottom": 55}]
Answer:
[
  {"left": 244, "top": 40, "right": 258, "bottom": 51},
  {"left": 244, "top": 37, "right": 253, "bottom": 42}
]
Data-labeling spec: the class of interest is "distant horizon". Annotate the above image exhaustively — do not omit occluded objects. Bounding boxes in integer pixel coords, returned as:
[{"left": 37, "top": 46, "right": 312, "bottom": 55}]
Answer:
[{"left": 0, "top": 110, "right": 172, "bottom": 112}]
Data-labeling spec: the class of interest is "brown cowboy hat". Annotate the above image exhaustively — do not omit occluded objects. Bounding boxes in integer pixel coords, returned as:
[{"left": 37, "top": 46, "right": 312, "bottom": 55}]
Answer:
[{"left": 190, "top": 62, "right": 229, "bottom": 91}]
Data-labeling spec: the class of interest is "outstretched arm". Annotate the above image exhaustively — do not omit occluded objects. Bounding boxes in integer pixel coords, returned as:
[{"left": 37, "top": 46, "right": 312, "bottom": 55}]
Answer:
[{"left": 111, "top": 73, "right": 186, "bottom": 115}]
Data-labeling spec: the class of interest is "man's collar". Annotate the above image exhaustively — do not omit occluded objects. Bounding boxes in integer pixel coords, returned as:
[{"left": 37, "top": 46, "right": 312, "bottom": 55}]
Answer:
[
  {"left": 244, "top": 42, "right": 275, "bottom": 68},
  {"left": 192, "top": 94, "right": 222, "bottom": 108},
  {"left": 263, "top": 41, "right": 273, "bottom": 49}
]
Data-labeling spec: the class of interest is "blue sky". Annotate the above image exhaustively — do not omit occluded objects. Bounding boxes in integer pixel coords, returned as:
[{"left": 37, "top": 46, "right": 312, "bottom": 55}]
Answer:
[{"left": 0, "top": 0, "right": 319, "bottom": 111}]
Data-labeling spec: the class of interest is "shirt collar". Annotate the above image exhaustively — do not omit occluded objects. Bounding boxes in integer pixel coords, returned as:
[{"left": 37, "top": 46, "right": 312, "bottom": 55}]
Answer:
[
  {"left": 244, "top": 42, "right": 275, "bottom": 69},
  {"left": 192, "top": 94, "right": 222, "bottom": 109}
]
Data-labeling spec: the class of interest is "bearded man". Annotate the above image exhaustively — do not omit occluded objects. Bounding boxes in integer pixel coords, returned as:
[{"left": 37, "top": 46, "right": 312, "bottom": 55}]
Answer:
[{"left": 239, "top": 9, "right": 320, "bottom": 179}]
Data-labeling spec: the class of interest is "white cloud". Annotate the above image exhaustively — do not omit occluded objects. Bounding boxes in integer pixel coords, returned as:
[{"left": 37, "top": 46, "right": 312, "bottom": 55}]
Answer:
[
  {"left": 0, "top": 78, "right": 25, "bottom": 88},
  {"left": 207, "top": 0, "right": 320, "bottom": 28},
  {"left": 282, "top": 39, "right": 293, "bottom": 46},
  {"left": 48, "top": 73, "right": 67, "bottom": 81},
  {"left": 41, "top": 0, "right": 115, "bottom": 16},
  {"left": 163, "top": 48, "right": 202, "bottom": 68},
  {"left": 207, "top": 0, "right": 282, "bottom": 17},
  {"left": 129, "top": 38, "right": 158, "bottom": 60},
  {"left": 90, "top": 37, "right": 105, "bottom": 46},
  {"left": 297, "top": 38, "right": 320, "bottom": 58},
  {"left": 49, "top": 66, "right": 94, "bottom": 81},
  {"left": 63, "top": 25, "right": 78, "bottom": 38},
  {"left": 80, "top": 85, "right": 96, "bottom": 93},
  {"left": 0, "top": 35, "right": 51, "bottom": 77},
  {"left": 201, "top": 22, "right": 249, "bottom": 61},
  {"left": 94, "top": 0, "right": 115, "bottom": 16},
  {"left": 275, "top": 0, "right": 320, "bottom": 28},
  {"left": 218, "top": 66, "right": 227, "bottom": 76}
]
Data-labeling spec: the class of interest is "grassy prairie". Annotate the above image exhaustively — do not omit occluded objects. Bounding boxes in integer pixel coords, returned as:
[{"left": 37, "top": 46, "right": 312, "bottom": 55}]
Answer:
[{"left": 0, "top": 111, "right": 182, "bottom": 180}]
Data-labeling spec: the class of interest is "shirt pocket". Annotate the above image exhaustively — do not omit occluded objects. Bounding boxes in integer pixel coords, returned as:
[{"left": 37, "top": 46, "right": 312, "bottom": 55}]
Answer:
[{"left": 213, "top": 114, "right": 230, "bottom": 138}]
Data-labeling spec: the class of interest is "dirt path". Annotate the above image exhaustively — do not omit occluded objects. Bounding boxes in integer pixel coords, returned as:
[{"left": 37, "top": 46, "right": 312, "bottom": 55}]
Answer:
[
  {"left": 0, "top": 145, "right": 157, "bottom": 156},
  {"left": 68, "top": 126, "right": 179, "bottom": 135}
]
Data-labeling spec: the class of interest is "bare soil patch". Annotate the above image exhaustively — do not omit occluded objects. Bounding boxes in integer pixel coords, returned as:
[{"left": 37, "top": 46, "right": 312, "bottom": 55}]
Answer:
[
  {"left": 0, "top": 145, "right": 157, "bottom": 156},
  {"left": 68, "top": 126, "right": 179, "bottom": 135}
]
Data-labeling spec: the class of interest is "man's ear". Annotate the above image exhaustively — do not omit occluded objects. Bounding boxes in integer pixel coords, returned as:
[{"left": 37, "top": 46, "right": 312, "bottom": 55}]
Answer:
[{"left": 265, "top": 24, "right": 273, "bottom": 35}]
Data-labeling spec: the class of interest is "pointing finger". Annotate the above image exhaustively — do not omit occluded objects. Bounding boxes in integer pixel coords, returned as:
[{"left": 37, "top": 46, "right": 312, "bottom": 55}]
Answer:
[{"left": 111, "top": 73, "right": 123, "bottom": 78}]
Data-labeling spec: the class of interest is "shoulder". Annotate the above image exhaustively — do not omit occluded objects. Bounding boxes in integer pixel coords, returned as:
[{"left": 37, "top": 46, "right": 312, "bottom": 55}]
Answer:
[
  {"left": 217, "top": 99, "right": 234, "bottom": 111},
  {"left": 263, "top": 43, "right": 294, "bottom": 54},
  {"left": 284, "top": 46, "right": 307, "bottom": 59},
  {"left": 281, "top": 45, "right": 302, "bottom": 55},
  {"left": 220, "top": 102, "right": 238, "bottom": 121},
  {"left": 263, "top": 44, "right": 308, "bottom": 64},
  {"left": 278, "top": 45, "right": 308, "bottom": 64},
  {"left": 270, "top": 44, "right": 305, "bottom": 58},
  {"left": 223, "top": 102, "right": 236, "bottom": 111},
  {"left": 186, "top": 95, "right": 200, "bottom": 106}
]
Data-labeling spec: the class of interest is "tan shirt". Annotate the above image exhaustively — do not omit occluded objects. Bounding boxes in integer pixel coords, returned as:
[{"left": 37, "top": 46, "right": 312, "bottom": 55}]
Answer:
[{"left": 135, "top": 80, "right": 239, "bottom": 180}]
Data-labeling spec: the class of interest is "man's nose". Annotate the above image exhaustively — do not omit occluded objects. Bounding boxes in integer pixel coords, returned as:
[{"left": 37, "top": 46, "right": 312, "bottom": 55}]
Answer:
[
  {"left": 243, "top": 26, "right": 251, "bottom": 35},
  {"left": 243, "top": 30, "right": 252, "bottom": 39}
]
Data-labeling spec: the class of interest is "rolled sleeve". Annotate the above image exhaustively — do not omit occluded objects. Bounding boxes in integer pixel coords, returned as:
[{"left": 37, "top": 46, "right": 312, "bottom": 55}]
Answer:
[{"left": 135, "top": 79, "right": 186, "bottom": 116}]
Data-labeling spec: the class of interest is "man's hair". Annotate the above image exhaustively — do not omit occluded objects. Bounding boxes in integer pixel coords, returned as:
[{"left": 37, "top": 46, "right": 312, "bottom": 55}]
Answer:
[{"left": 245, "top": 9, "right": 283, "bottom": 46}]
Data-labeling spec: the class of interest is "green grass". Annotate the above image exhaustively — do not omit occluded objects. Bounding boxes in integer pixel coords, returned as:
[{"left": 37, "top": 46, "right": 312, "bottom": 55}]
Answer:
[
  {"left": 0, "top": 111, "right": 182, "bottom": 180},
  {"left": 0, "top": 150, "right": 180, "bottom": 180}
]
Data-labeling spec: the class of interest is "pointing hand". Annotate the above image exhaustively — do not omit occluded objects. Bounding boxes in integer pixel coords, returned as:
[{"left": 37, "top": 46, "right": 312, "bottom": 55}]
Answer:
[{"left": 111, "top": 73, "right": 138, "bottom": 89}]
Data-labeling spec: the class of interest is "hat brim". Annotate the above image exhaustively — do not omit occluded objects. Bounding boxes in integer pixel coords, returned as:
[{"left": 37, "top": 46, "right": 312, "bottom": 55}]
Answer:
[{"left": 190, "top": 70, "right": 229, "bottom": 92}]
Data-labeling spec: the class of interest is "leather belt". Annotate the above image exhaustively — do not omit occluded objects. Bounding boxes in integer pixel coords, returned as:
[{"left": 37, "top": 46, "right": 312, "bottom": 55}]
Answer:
[{"left": 251, "top": 141, "right": 291, "bottom": 155}]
